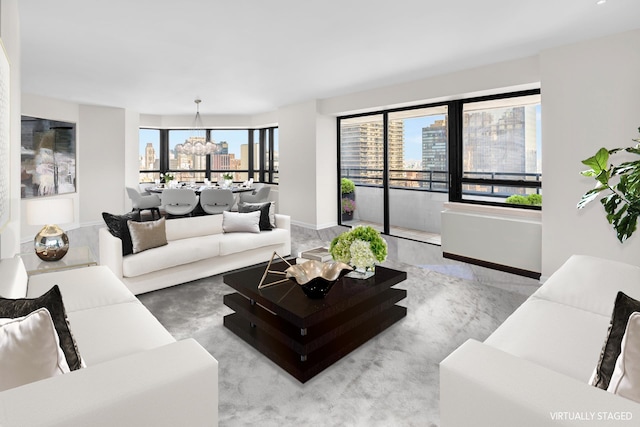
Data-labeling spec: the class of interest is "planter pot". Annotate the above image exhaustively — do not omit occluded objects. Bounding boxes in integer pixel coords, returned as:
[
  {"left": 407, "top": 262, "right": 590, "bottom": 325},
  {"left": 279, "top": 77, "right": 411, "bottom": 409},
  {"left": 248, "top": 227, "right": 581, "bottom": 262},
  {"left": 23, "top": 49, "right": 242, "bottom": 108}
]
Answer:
[{"left": 342, "top": 211, "right": 354, "bottom": 221}]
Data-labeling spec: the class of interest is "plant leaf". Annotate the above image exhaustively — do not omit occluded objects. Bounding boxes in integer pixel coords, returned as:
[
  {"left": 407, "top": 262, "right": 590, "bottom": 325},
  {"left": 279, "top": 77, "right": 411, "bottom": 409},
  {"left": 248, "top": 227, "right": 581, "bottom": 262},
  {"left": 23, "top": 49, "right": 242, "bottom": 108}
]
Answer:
[
  {"left": 577, "top": 186, "right": 608, "bottom": 209},
  {"left": 581, "top": 148, "right": 609, "bottom": 173}
]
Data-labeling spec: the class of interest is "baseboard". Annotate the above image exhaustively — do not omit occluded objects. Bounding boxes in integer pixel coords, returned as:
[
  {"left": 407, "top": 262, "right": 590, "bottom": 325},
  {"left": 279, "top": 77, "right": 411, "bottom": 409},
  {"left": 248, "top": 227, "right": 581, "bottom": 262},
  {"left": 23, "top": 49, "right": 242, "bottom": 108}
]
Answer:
[{"left": 442, "top": 252, "right": 541, "bottom": 280}]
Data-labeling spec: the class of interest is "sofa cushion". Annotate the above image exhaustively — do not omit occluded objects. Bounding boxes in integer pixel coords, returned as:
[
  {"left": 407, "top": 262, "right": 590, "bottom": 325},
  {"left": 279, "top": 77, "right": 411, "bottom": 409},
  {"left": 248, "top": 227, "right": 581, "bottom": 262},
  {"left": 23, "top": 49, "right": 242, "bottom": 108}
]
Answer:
[
  {"left": 238, "top": 202, "right": 272, "bottom": 230},
  {"left": 219, "top": 228, "right": 289, "bottom": 256},
  {"left": 0, "top": 308, "right": 70, "bottom": 391},
  {"left": 122, "top": 235, "right": 222, "bottom": 278},
  {"left": 485, "top": 297, "right": 610, "bottom": 382},
  {"left": 591, "top": 292, "right": 640, "bottom": 390},
  {"left": 222, "top": 211, "right": 260, "bottom": 234},
  {"left": 27, "top": 266, "right": 138, "bottom": 313},
  {"left": 165, "top": 215, "right": 223, "bottom": 241},
  {"left": 534, "top": 255, "right": 640, "bottom": 317},
  {"left": 607, "top": 311, "right": 640, "bottom": 403},
  {"left": 0, "top": 285, "right": 83, "bottom": 371},
  {"left": 66, "top": 302, "right": 175, "bottom": 365},
  {"left": 241, "top": 201, "right": 276, "bottom": 228},
  {"left": 102, "top": 212, "right": 140, "bottom": 256},
  {"left": 128, "top": 217, "right": 168, "bottom": 254},
  {"left": 0, "top": 257, "right": 28, "bottom": 299}
]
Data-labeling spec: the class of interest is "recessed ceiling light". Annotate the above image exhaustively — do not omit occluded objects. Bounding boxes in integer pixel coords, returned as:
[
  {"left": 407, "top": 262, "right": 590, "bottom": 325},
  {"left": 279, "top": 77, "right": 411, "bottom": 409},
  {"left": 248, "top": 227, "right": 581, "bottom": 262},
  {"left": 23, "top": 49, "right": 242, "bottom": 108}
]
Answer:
[{"left": 596, "top": 0, "right": 607, "bottom": 4}]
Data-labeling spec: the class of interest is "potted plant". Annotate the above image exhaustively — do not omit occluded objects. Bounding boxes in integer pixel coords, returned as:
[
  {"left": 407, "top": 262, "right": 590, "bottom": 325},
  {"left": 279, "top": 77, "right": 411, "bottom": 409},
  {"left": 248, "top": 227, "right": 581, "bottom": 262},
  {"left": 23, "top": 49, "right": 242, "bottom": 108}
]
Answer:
[
  {"left": 329, "top": 225, "right": 387, "bottom": 278},
  {"left": 578, "top": 127, "right": 640, "bottom": 242},
  {"left": 222, "top": 173, "right": 233, "bottom": 187},
  {"left": 341, "top": 197, "right": 356, "bottom": 221},
  {"left": 341, "top": 177, "right": 355, "bottom": 199}
]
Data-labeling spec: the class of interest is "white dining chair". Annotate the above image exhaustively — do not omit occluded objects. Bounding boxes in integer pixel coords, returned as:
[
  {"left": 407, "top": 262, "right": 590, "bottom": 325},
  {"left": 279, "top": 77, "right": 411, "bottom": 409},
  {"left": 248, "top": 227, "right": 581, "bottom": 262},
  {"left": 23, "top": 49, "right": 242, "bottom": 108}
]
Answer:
[
  {"left": 200, "top": 189, "right": 235, "bottom": 215},
  {"left": 239, "top": 186, "right": 271, "bottom": 204},
  {"left": 162, "top": 188, "right": 198, "bottom": 217},
  {"left": 126, "top": 186, "right": 161, "bottom": 220}
]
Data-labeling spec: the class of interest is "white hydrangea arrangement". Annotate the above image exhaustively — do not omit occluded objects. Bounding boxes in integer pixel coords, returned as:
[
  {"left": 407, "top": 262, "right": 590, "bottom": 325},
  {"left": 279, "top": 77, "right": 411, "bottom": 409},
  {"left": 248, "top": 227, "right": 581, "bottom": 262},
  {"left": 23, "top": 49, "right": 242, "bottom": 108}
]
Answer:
[{"left": 329, "top": 225, "right": 387, "bottom": 275}]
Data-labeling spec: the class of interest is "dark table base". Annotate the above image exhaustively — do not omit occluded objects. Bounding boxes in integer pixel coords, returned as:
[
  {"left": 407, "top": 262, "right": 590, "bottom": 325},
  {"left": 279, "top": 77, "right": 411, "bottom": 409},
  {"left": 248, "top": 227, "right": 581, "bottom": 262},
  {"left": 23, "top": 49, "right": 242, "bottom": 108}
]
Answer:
[{"left": 223, "top": 287, "right": 407, "bottom": 383}]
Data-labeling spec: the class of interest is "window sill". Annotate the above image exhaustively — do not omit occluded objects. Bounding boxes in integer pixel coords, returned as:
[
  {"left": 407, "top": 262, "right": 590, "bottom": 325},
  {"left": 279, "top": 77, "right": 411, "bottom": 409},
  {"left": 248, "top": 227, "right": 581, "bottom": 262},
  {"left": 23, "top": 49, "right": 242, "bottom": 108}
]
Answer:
[{"left": 443, "top": 202, "right": 541, "bottom": 222}]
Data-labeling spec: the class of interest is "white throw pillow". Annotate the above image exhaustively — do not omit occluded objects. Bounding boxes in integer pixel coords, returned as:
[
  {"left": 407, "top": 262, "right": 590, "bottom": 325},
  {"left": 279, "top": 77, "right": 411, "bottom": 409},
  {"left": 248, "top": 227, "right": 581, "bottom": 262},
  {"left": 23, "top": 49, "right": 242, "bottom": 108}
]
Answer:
[
  {"left": 607, "top": 311, "right": 640, "bottom": 403},
  {"left": 222, "top": 210, "right": 261, "bottom": 233},
  {"left": 0, "top": 308, "right": 71, "bottom": 391}
]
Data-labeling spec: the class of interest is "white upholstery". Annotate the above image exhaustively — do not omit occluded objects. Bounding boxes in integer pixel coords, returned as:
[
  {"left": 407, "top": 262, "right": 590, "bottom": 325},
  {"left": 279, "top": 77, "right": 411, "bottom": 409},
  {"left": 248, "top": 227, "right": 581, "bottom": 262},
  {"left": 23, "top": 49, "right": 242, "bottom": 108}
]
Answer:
[
  {"left": 239, "top": 186, "right": 271, "bottom": 204},
  {"left": 165, "top": 212, "right": 223, "bottom": 241},
  {"left": 126, "top": 186, "right": 161, "bottom": 219},
  {"left": 162, "top": 188, "right": 198, "bottom": 217},
  {"left": 200, "top": 188, "right": 235, "bottom": 214},
  {"left": 67, "top": 302, "right": 175, "bottom": 365},
  {"left": 0, "top": 256, "right": 218, "bottom": 426},
  {"left": 123, "top": 235, "right": 222, "bottom": 278},
  {"left": 440, "top": 255, "right": 640, "bottom": 426},
  {"left": 0, "top": 257, "right": 28, "bottom": 298},
  {"left": 100, "top": 213, "right": 291, "bottom": 295}
]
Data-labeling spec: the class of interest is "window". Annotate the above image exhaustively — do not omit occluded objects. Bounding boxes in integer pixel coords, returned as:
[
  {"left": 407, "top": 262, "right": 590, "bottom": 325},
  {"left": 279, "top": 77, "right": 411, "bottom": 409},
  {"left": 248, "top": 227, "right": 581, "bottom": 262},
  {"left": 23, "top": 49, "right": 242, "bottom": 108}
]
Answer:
[
  {"left": 139, "top": 129, "right": 160, "bottom": 183},
  {"left": 454, "top": 90, "right": 542, "bottom": 206},
  {"left": 139, "top": 127, "right": 278, "bottom": 184},
  {"left": 337, "top": 89, "right": 542, "bottom": 240}
]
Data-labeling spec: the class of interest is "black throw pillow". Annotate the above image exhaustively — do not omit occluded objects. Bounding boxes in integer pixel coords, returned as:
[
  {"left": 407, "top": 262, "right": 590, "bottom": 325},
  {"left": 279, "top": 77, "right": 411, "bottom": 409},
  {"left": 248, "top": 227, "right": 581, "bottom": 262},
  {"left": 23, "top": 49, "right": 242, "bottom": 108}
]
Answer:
[
  {"left": 0, "top": 285, "right": 83, "bottom": 371},
  {"left": 592, "top": 291, "right": 640, "bottom": 390},
  {"left": 102, "top": 211, "right": 140, "bottom": 256},
  {"left": 238, "top": 202, "right": 272, "bottom": 231}
]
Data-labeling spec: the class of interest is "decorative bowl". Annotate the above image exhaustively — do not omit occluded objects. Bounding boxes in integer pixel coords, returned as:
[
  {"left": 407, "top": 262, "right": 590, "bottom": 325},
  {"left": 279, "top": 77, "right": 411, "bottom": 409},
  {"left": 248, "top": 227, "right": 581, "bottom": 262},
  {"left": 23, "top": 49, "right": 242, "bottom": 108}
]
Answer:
[{"left": 285, "top": 260, "right": 353, "bottom": 298}]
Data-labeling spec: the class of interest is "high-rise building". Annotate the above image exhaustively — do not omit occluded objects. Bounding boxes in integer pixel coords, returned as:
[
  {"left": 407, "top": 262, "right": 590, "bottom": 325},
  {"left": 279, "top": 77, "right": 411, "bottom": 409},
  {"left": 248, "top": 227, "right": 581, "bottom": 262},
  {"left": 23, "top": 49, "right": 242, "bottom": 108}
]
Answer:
[
  {"left": 144, "top": 142, "right": 156, "bottom": 170},
  {"left": 463, "top": 105, "right": 538, "bottom": 175},
  {"left": 340, "top": 119, "right": 404, "bottom": 185},
  {"left": 421, "top": 119, "right": 448, "bottom": 191}
]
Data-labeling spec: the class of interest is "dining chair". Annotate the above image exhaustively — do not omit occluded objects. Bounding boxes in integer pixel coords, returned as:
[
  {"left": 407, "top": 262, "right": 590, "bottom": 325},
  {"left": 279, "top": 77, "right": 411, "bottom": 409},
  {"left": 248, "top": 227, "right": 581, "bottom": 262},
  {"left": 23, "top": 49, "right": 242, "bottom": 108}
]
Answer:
[
  {"left": 239, "top": 186, "right": 271, "bottom": 204},
  {"left": 125, "top": 186, "right": 162, "bottom": 220},
  {"left": 199, "top": 189, "right": 235, "bottom": 215},
  {"left": 162, "top": 188, "right": 198, "bottom": 217}
]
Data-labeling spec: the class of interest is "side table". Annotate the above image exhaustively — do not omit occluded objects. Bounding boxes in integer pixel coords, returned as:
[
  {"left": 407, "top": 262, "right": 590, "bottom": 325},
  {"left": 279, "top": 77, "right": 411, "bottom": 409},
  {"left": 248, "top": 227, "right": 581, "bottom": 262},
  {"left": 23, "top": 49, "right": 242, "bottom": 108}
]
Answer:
[{"left": 20, "top": 246, "right": 97, "bottom": 276}]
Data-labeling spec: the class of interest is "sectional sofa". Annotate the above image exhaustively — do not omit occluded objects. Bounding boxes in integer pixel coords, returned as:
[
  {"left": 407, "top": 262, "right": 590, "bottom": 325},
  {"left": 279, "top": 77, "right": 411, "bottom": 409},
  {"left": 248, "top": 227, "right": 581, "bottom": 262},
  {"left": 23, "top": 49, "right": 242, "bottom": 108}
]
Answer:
[
  {"left": 0, "top": 256, "right": 218, "bottom": 426},
  {"left": 440, "top": 255, "right": 640, "bottom": 426},
  {"left": 99, "top": 212, "right": 291, "bottom": 295}
]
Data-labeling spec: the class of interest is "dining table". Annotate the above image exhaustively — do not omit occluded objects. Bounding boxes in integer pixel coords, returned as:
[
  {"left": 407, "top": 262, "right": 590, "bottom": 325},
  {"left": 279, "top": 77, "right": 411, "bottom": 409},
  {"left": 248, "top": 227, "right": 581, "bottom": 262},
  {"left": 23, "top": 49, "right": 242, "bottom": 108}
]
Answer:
[{"left": 147, "top": 183, "right": 255, "bottom": 195}]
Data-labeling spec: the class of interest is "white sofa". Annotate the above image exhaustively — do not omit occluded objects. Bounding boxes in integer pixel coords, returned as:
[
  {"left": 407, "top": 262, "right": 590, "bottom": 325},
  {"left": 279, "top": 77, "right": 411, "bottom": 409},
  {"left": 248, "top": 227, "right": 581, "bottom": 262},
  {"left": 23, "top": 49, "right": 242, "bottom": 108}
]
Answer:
[
  {"left": 441, "top": 255, "right": 640, "bottom": 426},
  {"left": 0, "top": 256, "right": 218, "bottom": 427},
  {"left": 100, "top": 213, "right": 291, "bottom": 295}
]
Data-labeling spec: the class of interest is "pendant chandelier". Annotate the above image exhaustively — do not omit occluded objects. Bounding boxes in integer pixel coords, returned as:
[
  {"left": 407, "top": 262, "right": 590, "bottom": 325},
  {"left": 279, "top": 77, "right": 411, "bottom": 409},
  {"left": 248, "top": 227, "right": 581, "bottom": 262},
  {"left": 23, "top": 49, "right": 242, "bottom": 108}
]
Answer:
[{"left": 175, "top": 98, "right": 217, "bottom": 156}]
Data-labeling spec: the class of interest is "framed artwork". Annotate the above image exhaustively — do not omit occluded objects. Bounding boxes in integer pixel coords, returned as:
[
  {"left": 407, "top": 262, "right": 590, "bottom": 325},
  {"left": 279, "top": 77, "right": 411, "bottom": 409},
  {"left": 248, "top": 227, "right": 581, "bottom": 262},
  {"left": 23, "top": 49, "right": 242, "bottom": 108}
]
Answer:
[
  {"left": 21, "top": 116, "right": 76, "bottom": 199},
  {"left": 0, "top": 40, "right": 10, "bottom": 231}
]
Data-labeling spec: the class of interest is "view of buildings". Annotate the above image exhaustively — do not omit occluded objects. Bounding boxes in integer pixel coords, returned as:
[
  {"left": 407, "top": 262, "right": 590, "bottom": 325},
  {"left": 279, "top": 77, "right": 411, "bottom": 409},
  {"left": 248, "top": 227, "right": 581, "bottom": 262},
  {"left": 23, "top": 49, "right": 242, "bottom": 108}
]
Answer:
[{"left": 341, "top": 102, "right": 540, "bottom": 197}]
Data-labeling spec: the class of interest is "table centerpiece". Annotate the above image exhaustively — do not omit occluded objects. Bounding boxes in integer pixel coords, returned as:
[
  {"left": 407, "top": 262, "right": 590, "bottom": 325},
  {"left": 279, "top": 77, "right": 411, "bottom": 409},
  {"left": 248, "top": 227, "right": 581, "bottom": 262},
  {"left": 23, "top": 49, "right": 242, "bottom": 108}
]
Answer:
[{"left": 329, "top": 225, "right": 387, "bottom": 279}]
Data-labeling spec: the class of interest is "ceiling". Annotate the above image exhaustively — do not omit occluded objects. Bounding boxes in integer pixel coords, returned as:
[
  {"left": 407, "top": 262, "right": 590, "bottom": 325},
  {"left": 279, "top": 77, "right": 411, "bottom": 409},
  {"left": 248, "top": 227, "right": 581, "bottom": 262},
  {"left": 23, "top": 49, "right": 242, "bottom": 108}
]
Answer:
[{"left": 17, "top": 0, "right": 640, "bottom": 116}]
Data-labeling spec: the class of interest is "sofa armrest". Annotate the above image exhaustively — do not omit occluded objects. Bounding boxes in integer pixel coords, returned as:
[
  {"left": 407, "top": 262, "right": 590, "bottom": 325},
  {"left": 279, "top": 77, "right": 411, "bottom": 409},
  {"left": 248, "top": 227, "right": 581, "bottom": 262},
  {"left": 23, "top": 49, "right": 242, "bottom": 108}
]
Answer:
[
  {"left": 440, "top": 339, "right": 640, "bottom": 427},
  {"left": 275, "top": 214, "right": 291, "bottom": 256},
  {"left": 0, "top": 339, "right": 218, "bottom": 427},
  {"left": 99, "top": 227, "right": 124, "bottom": 280}
]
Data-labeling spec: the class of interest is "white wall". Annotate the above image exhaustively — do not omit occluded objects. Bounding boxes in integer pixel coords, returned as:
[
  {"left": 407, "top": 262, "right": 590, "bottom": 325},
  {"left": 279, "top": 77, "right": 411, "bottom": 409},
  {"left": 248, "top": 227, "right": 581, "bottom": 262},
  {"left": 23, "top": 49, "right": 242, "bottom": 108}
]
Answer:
[
  {"left": 540, "top": 28, "right": 640, "bottom": 277},
  {"left": 78, "top": 105, "right": 127, "bottom": 224},
  {"left": 0, "top": 0, "right": 20, "bottom": 257}
]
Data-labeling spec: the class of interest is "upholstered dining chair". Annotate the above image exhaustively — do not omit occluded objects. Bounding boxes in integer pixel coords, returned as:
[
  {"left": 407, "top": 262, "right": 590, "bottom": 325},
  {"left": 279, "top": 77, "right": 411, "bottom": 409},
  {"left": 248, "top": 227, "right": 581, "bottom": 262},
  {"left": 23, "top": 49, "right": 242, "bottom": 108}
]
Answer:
[
  {"left": 199, "top": 189, "right": 235, "bottom": 215},
  {"left": 125, "top": 186, "right": 161, "bottom": 220},
  {"left": 162, "top": 188, "right": 198, "bottom": 217},
  {"left": 239, "top": 186, "right": 271, "bottom": 204}
]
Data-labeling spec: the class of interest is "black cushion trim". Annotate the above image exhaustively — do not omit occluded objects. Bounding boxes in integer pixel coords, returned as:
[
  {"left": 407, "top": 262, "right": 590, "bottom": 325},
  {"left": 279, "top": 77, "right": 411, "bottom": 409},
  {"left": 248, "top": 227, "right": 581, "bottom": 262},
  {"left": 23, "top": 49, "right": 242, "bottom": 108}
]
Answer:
[{"left": 0, "top": 285, "right": 83, "bottom": 371}]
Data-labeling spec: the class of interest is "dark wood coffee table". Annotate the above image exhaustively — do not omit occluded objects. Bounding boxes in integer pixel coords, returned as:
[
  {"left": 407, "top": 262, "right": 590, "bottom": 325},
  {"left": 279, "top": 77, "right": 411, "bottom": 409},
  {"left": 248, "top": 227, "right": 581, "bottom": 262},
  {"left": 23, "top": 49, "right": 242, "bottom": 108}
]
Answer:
[{"left": 223, "top": 260, "right": 407, "bottom": 383}]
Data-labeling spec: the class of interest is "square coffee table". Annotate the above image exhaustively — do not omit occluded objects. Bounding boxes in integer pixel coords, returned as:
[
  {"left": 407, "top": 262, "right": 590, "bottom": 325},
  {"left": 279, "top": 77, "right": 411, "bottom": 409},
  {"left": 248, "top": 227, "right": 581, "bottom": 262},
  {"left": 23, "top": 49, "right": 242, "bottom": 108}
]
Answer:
[{"left": 223, "top": 260, "right": 407, "bottom": 383}]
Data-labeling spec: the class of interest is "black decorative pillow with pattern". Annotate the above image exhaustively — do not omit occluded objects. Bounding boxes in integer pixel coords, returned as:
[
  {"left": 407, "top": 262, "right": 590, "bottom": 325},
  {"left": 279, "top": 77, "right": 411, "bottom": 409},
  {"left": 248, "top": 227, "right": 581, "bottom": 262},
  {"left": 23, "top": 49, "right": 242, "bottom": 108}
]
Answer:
[
  {"left": 102, "top": 211, "right": 140, "bottom": 256},
  {"left": 0, "top": 285, "right": 83, "bottom": 371},
  {"left": 238, "top": 202, "right": 272, "bottom": 231},
  {"left": 591, "top": 291, "right": 640, "bottom": 390}
]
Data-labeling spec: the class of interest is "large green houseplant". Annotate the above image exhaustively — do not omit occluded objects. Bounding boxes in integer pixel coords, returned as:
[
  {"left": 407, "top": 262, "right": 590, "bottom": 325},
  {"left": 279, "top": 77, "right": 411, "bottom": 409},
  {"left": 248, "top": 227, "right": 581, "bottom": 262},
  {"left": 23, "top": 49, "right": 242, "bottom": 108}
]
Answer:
[{"left": 578, "top": 127, "right": 640, "bottom": 242}]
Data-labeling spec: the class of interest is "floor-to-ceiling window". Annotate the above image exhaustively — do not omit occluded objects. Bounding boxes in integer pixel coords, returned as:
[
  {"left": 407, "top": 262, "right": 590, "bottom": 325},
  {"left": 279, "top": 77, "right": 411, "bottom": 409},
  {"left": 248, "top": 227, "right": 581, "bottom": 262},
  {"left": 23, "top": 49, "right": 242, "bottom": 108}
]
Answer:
[
  {"left": 138, "top": 127, "right": 278, "bottom": 184},
  {"left": 337, "top": 89, "right": 541, "bottom": 244}
]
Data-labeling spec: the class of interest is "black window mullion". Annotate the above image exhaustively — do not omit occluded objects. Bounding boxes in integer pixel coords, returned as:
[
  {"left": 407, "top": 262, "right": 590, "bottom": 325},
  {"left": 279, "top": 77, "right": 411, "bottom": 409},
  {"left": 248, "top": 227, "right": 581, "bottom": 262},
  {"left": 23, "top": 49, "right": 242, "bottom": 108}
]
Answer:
[
  {"left": 448, "top": 101, "right": 462, "bottom": 202},
  {"left": 383, "top": 113, "right": 390, "bottom": 235}
]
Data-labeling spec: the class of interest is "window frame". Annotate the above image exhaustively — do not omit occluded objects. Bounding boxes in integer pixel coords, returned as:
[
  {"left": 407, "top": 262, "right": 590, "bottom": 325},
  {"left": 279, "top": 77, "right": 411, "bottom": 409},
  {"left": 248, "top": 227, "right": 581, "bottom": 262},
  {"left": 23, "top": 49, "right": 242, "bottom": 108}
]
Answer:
[
  {"left": 336, "top": 88, "right": 542, "bottom": 228},
  {"left": 138, "top": 126, "right": 278, "bottom": 185}
]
